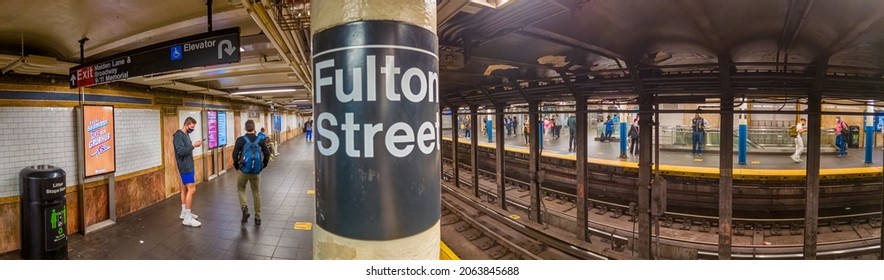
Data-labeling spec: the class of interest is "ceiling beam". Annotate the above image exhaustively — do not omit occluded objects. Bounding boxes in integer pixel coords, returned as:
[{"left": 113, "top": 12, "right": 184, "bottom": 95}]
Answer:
[{"left": 517, "top": 26, "right": 626, "bottom": 61}]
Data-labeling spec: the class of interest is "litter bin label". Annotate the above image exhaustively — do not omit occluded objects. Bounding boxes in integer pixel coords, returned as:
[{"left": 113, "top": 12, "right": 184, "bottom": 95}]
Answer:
[{"left": 44, "top": 204, "right": 67, "bottom": 250}]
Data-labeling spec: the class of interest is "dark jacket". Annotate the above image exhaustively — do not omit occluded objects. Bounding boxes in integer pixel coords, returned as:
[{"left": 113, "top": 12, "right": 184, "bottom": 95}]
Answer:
[
  {"left": 628, "top": 125, "right": 639, "bottom": 139},
  {"left": 567, "top": 116, "right": 577, "bottom": 132},
  {"left": 172, "top": 130, "right": 195, "bottom": 174},
  {"left": 232, "top": 133, "right": 271, "bottom": 171}
]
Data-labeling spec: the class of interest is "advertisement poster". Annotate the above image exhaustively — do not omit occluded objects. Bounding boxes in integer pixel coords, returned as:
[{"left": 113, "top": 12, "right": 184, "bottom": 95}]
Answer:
[
  {"left": 207, "top": 110, "right": 218, "bottom": 149},
  {"left": 274, "top": 115, "right": 282, "bottom": 132},
  {"left": 83, "top": 105, "right": 116, "bottom": 177},
  {"left": 218, "top": 111, "right": 227, "bottom": 146}
]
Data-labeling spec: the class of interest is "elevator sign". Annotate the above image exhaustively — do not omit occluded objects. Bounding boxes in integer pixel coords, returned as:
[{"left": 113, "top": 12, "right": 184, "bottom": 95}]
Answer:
[{"left": 70, "top": 28, "right": 241, "bottom": 88}]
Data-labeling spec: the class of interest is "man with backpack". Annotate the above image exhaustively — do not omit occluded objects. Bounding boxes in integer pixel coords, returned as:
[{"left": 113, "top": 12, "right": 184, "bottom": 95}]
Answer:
[
  {"left": 835, "top": 116, "right": 849, "bottom": 157},
  {"left": 233, "top": 120, "right": 271, "bottom": 225},
  {"left": 628, "top": 117, "right": 640, "bottom": 157},
  {"left": 790, "top": 118, "right": 807, "bottom": 163},
  {"left": 304, "top": 118, "right": 314, "bottom": 142},
  {"left": 691, "top": 113, "right": 707, "bottom": 157}
]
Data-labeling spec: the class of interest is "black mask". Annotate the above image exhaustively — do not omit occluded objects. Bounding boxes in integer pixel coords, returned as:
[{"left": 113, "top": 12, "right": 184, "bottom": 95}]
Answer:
[{"left": 187, "top": 128, "right": 194, "bottom": 134}]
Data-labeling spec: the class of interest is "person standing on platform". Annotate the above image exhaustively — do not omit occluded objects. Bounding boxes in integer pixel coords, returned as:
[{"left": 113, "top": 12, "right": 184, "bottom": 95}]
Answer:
[
  {"left": 523, "top": 116, "right": 530, "bottom": 145},
  {"left": 691, "top": 113, "right": 706, "bottom": 157},
  {"left": 465, "top": 116, "right": 471, "bottom": 139},
  {"left": 835, "top": 116, "right": 849, "bottom": 157},
  {"left": 567, "top": 115, "right": 577, "bottom": 152},
  {"left": 791, "top": 118, "right": 807, "bottom": 163},
  {"left": 173, "top": 117, "right": 202, "bottom": 227},
  {"left": 233, "top": 120, "right": 271, "bottom": 225},
  {"left": 603, "top": 115, "right": 614, "bottom": 142},
  {"left": 628, "top": 117, "right": 640, "bottom": 157},
  {"left": 304, "top": 118, "right": 313, "bottom": 142}
]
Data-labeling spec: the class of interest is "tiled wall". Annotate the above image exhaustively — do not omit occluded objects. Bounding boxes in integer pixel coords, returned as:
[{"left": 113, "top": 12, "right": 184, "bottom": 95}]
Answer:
[
  {"left": 0, "top": 107, "right": 162, "bottom": 199},
  {"left": 115, "top": 108, "right": 162, "bottom": 175},
  {"left": 0, "top": 107, "right": 78, "bottom": 198}
]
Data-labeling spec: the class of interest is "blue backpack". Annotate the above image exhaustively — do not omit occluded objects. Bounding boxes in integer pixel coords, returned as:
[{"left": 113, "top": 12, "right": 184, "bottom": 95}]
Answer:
[{"left": 239, "top": 136, "right": 263, "bottom": 174}]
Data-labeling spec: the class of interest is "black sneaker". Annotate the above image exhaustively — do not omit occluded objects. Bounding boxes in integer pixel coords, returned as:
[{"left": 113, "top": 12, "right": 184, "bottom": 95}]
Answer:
[
  {"left": 255, "top": 218, "right": 262, "bottom": 226},
  {"left": 241, "top": 207, "right": 250, "bottom": 223}
]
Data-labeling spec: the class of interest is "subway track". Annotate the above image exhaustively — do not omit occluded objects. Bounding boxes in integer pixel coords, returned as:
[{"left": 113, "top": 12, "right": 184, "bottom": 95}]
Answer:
[
  {"left": 442, "top": 139, "right": 883, "bottom": 218},
  {"left": 440, "top": 173, "right": 635, "bottom": 260},
  {"left": 441, "top": 140, "right": 883, "bottom": 259}
]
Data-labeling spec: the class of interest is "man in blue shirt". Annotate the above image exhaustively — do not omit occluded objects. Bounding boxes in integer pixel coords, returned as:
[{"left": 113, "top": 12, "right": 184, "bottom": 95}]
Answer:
[{"left": 604, "top": 116, "right": 614, "bottom": 142}]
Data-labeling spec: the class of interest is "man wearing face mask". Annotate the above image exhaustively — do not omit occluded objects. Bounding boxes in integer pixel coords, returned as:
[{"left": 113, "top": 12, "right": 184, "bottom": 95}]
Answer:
[{"left": 173, "top": 117, "right": 203, "bottom": 227}]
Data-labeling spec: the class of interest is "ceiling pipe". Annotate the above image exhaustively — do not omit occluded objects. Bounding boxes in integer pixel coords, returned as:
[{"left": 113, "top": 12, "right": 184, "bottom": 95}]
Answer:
[
  {"left": 258, "top": 0, "right": 312, "bottom": 88},
  {"left": 241, "top": 0, "right": 312, "bottom": 94},
  {"left": 1, "top": 57, "right": 25, "bottom": 74},
  {"left": 253, "top": 1, "right": 312, "bottom": 90}
]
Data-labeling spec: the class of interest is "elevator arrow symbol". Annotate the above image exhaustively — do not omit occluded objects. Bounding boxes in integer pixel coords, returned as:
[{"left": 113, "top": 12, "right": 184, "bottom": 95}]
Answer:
[{"left": 218, "top": 40, "right": 236, "bottom": 59}]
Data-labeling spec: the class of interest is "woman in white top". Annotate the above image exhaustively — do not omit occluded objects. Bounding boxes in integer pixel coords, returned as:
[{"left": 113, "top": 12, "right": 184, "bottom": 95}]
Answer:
[{"left": 791, "top": 118, "right": 807, "bottom": 163}]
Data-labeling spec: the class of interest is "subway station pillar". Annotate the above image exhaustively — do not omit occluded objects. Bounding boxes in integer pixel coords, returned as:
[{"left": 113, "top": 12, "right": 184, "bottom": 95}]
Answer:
[{"left": 311, "top": 0, "right": 439, "bottom": 259}]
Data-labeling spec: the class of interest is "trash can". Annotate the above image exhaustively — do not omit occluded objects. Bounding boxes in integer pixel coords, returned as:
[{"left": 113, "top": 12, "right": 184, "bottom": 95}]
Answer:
[
  {"left": 19, "top": 165, "right": 67, "bottom": 260},
  {"left": 848, "top": 125, "right": 861, "bottom": 149}
]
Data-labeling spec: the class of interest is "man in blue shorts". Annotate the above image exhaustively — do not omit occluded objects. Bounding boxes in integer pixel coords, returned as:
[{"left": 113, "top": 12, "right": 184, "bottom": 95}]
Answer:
[{"left": 173, "top": 117, "right": 203, "bottom": 227}]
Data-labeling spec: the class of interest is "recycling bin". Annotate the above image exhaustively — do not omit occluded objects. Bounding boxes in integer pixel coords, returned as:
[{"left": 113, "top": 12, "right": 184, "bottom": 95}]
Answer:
[
  {"left": 19, "top": 165, "right": 67, "bottom": 260},
  {"left": 848, "top": 125, "right": 860, "bottom": 148}
]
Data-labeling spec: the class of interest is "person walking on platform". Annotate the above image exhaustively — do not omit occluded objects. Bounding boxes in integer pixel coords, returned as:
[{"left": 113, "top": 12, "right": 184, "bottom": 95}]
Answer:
[
  {"left": 173, "top": 117, "right": 203, "bottom": 227},
  {"left": 691, "top": 113, "right": 706, "bottom": 157},
  {"left": 233, "top": 120, "right": 271, "bottom": 225},
  {"left": 304, "top": 118, "right": 313, "bottom": 142},
  {"left": 835, "top": 116, "right": 849, "bottom": 157},
  {"left": 567, "top": 115, "right": 577, "bottom": 152},
  {"left": 628, "top": 117, "right": 640, "bottom": 157},
  {"left": 791, "top": 118, "right": 807, "bottom": 163}
]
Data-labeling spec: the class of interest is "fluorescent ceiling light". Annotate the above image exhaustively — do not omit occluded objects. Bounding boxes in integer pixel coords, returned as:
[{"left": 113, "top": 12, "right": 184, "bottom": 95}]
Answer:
[{"left": 232, "top": 88, "right": 298, "bottom": 95}]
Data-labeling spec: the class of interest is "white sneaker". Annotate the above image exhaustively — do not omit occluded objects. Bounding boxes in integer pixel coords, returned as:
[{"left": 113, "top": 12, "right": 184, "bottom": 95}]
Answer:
[
  {"left": 179, "top": 212, "right": 198, "bottom": 220},
  {"left": 182, "top": 218, "right": 202, "bottom": 227}
]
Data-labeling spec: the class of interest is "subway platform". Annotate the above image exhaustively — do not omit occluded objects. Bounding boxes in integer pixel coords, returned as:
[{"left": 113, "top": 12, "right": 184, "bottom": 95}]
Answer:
[
  {"left": 446, "top": 129, "right": 884, "bottom": 170},
  {"left": 2, "top": 138, "right": 315, "bottom": 260}
]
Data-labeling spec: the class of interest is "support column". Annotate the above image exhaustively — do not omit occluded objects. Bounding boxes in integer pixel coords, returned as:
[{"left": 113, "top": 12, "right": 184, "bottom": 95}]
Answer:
[
  {"left": 865, "top": 101, "right": 874, "bottom": 164},
  {"left": 718, "top": 57, "right": 734, "bottom": 259},
  {"left": 804, "top": 57, "right": 828, "bottom": 259},
  {"left": 495, "top": 104, "right": 507, "bottom": 210},
  {"left": 311, "top": 1, "right": 439, "bottom": 260},
  {"left": 619, "top": 122, "right": 628, "bottom": 159},
  {"left": 452, "top": 109, "right": 460, "bottom": 189},
  {"left": 738, "top": 118, "right": 748, "bottom": 165},
  {"left": 630, "top": 63, "right": 653, "bottom": 259},
  {"left": 575, "top": 96, "right": 590, "bottom": 242},
  {"left": 528, "top": 101, "right": 542, "bottom": 223},
  {"left": 470, "top": 106, "right": 479, "bottom": 198}
]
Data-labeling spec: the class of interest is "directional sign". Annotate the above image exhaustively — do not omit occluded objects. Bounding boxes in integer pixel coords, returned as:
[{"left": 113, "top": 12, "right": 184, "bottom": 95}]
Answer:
[{"left": 70, "top": 28, "right": 240, "bottom": 88}]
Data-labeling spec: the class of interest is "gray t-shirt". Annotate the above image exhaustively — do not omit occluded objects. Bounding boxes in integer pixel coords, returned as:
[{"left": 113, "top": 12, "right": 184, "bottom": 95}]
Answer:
[{"left": 173, "top": 130, "right": 195, "bottom": 174}]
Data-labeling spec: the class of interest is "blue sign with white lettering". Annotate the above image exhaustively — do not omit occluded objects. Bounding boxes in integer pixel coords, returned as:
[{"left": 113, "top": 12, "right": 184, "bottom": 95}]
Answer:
[
  {"left": 170, "top": 45, "right": 183, "bottom": 61},
  {"left": 218, "top": 111, "right": 227, "bottom": 146}
]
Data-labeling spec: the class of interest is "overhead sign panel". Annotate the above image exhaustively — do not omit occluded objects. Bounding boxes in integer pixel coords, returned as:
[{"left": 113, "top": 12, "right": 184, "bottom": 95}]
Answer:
[{"left": 70, "top": 27, "right": 241, "bottom": 88}]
